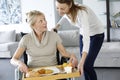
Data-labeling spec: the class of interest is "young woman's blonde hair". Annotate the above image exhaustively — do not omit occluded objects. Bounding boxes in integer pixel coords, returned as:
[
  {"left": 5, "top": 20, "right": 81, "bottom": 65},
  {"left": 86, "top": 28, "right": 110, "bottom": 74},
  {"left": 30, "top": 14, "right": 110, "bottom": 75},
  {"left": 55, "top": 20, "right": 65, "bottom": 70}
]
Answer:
[
  {"left": 56, "top": 0, "right": 86, "bottom": 23},
  {"left": 26, "top": 10, "right": 44, "bottom": 28}
]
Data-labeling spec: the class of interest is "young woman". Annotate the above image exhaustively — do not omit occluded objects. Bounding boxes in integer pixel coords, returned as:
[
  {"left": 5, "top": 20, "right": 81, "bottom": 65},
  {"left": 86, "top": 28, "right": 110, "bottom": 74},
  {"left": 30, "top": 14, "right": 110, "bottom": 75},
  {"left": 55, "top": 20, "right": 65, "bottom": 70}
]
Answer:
[{"left": 54, "top": 0, "right": 104, "bottom": 80}]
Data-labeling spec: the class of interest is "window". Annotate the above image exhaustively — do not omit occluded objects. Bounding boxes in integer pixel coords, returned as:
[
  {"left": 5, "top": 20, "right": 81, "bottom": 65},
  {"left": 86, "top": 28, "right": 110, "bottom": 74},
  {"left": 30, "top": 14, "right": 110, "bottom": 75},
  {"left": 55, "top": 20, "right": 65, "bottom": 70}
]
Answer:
[{"left": 0, "top": 0, "right": 22, "bottom": 25}]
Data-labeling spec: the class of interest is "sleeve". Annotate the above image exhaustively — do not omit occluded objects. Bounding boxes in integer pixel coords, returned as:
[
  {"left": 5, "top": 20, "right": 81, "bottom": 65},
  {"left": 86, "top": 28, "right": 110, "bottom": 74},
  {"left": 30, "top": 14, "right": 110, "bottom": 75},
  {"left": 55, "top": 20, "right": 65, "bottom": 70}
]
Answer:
[
  {"left": 80, "top": 10, "right": 90, "bottom": 53},
  {"left": 57, "top": 15, "right": 68, "bottom": 26},
  {"left": 18, "top": 35, "right": 28, "bottom": 49}
]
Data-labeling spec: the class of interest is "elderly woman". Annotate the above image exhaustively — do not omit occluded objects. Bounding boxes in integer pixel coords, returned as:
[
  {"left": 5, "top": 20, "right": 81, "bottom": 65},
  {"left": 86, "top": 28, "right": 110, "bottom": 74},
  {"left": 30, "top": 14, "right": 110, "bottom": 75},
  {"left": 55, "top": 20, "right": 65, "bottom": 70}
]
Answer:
[{"left": 10, "top": 10, "right": 78, "bottom": 74}]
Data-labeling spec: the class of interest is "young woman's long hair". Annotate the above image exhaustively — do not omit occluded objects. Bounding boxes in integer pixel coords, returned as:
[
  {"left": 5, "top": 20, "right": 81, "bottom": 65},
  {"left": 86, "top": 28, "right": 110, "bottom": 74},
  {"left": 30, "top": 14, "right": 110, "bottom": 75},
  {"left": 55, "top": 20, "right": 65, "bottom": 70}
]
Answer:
[{"left": 56, "top": 0, "right": 86, "bottom": 23}]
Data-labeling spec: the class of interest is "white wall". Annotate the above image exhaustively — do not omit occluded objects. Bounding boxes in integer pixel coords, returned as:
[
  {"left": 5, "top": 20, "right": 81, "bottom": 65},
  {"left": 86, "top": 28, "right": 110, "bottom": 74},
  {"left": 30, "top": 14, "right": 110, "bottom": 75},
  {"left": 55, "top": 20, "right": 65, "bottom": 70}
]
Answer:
[
  {"left": 82, "top": 0, "right": 120, "bottom": 40},
  {"left": 83, "top": 0, "right": 120, "bottom": 26},
  {"left": 0, "top": 0, "right": 55, "bottom": 32},
  {"left": 109, "top": 1, "right": 120, "bottom": 15},
  {"left": 83, "top": 0, "right": 106, "bottom": 26},
  {"left": 21, "top": 0, "right": 55, "bottom": 30}
]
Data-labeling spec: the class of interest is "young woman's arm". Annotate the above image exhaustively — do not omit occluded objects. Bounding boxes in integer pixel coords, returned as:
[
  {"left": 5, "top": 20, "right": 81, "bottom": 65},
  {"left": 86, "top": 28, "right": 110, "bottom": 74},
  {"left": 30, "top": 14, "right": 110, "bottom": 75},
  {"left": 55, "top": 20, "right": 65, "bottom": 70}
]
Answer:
[
  {"left": 52, "top": 15, "right": 67, "bottom": 31},
  {"left": 78, "top": 10, "right": 90, "bottom": 75}
]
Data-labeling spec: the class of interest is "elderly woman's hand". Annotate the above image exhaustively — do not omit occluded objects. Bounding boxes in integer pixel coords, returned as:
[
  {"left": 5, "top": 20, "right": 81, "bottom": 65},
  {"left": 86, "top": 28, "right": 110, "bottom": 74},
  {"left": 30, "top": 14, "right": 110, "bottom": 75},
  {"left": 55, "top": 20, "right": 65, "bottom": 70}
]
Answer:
[
  {"left": 69, "top": 54, "right": 78, "bottom": 68},
  {"left": 18, "top": 61, "right": 29, "bottom": 73}
]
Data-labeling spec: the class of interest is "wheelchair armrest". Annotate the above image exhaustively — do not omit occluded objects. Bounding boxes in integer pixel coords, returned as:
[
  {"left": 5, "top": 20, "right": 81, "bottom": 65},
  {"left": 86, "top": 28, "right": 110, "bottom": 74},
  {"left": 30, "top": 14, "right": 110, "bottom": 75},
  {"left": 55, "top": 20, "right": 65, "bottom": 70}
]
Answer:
[{"left": 15, "top": 68, "right": 22, "bottom": 80}]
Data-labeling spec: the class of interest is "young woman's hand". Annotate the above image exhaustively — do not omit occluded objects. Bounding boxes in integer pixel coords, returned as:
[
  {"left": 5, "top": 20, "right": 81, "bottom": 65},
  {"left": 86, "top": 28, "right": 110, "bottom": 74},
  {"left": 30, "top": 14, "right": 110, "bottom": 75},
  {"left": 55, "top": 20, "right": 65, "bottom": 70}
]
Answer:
[
  {"left": 78, "top": 52, "right": 87, "bottom": 75},
  {"left": 18, "top": 61, "right": 29, "bottom": 73},
  {"left": 78, "top": 61, "right": 84, "bottom": 75}
]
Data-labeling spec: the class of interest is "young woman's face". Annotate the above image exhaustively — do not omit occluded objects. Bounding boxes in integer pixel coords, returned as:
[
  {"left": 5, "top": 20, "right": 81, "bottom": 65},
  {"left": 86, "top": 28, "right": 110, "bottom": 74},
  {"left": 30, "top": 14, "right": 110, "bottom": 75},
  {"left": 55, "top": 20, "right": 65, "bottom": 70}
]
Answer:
[
  {"left": 33, "top": 15, "right": 47, "bottom": 34},
  {"left": 56, "top": 1, "right": 71, "bottom": 16}
]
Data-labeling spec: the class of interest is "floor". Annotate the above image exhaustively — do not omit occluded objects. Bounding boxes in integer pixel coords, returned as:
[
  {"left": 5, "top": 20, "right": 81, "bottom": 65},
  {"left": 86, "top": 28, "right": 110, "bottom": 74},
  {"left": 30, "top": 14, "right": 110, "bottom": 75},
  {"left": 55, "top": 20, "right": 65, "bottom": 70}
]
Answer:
[
  {"left": 74, "top": 68, "right": 120, "bottom": 80},
  {"left": 96, "top": 68, "right": 120, "bottom": 80},
  {"left": 0, "top": 59, "right": 120, "bottom": 80},
  {"left": 0, "top": 58, "right": 15, "bottom": 80}
]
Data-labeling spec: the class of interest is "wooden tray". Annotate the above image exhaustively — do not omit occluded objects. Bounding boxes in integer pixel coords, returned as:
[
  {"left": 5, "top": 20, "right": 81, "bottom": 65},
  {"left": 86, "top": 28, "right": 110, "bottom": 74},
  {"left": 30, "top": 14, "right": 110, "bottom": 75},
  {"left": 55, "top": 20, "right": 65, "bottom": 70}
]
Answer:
[{"left": 22, "top": 66, "right": 80, "bottom": 80}]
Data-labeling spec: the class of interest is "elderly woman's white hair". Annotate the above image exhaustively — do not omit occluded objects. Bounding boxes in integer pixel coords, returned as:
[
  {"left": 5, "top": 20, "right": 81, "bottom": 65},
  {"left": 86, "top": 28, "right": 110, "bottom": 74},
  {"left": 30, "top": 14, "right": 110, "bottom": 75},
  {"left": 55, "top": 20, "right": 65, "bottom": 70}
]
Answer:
[{"left": 26, "top": 10, "right": 44, "bottom": 28}]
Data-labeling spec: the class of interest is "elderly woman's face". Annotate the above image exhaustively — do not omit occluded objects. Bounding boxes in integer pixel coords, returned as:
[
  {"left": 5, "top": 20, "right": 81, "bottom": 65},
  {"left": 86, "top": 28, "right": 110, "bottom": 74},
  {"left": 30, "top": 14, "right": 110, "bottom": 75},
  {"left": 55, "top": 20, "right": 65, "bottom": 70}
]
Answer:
[{"left": 33, "top": 15, "right": 47, "bottom": 33}]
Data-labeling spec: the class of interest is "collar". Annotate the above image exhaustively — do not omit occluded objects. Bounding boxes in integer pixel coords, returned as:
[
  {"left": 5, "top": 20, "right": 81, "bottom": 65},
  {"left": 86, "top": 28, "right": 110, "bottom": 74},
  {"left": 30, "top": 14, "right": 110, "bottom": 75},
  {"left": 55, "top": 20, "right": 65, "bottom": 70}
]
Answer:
[{"left": 30, "top": 31, "right": 49, "bottom": 48}]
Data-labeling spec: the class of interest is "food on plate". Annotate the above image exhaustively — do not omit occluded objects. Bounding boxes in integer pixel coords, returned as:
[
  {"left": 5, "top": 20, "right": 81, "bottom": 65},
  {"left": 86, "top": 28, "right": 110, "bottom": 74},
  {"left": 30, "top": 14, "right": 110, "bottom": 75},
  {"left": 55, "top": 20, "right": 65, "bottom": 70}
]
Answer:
[
  {"left": 26, "top": 68, "right": 54, "bottom": 78},
  {"left": 57, "top": 62, "right": 73, "bottom": 70},
  {"left": 45, "top": 69, "right": 53, "bottom": 74},
  {"left": 67, "top": 62, "right": 72, "bottom": 67},
  {"left": 62, "top": 62, "right": 72, "bottom": 67},
  {"left": 57, "top": 65, "right": 64, "bottom": 70},
  {"left": 62, "top": 63, "right": 68, "bottom": 67},
  {"left": 62, "top": 62, "right": 73, "bottom": 73},
  {"left": 26, "top": 71, "right": 40, "bottom": 77},
  {"left": 37, "top": 69, "right": 45, "bottom": 74},
  {"left": 64, "top": 66, "right": 72, "bottom": 73},
  {"left": 37, "top": 69, "right": 53, "bottom": 74}
]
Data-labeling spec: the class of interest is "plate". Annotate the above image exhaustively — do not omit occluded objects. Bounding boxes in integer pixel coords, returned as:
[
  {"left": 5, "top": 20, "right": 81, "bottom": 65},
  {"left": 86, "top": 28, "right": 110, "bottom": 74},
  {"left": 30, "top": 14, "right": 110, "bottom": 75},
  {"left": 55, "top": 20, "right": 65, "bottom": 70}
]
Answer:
[{"left": 32, "top": 66, "right": 60, "bottom": 76}]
